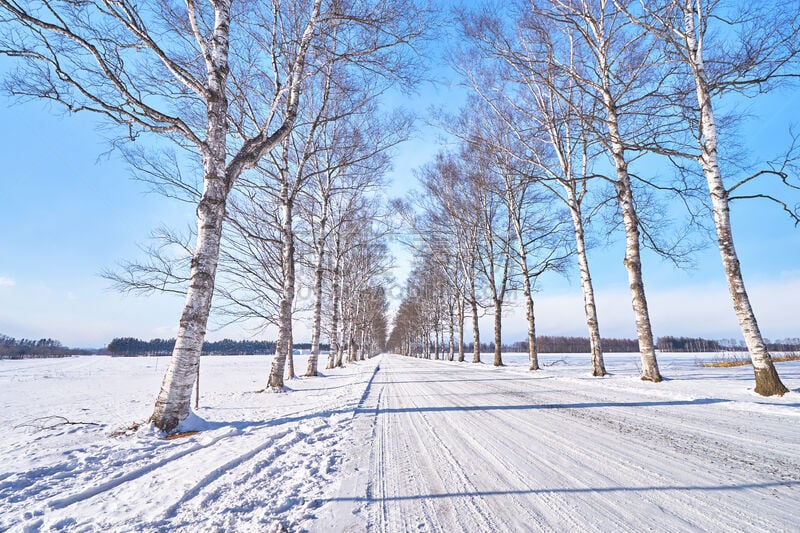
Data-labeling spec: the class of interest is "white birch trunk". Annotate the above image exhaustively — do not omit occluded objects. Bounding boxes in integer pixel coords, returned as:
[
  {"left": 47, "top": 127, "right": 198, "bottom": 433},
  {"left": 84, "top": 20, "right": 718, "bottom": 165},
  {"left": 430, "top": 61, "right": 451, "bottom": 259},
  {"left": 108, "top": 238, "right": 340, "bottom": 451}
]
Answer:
[
  {"left": 286, "top": 327, "right": 295, "bottom": 380},
  {"left": 448, "top": 299, "right": 455, "bottom": 362},
  {"left": 334, "top": 289, "right": 346, "bottom": 368},
  {"left": 509, "top": 189, "right": 539, "bottom": 371},
  {"left": 150, "top": 173, "right": 227, "bottom": 431},
  {"left": 522, "top": 271, "right": 539, "bottom": 371},
  {"left": 150, "top": 4, "right": 231, "bottom": 432},
  {"left": 327, "top": 240, "right": 342, "bottom": 369},
  {"left": 305, "top": 205, "right": 326, "bottom": 375},
  {"left": 566, "top": 189, "right": 606, "bottom": 376},
  {"left": 347, "top": 318, "right": 356, "bottom": 363},
  {"left": 601, "top": 84, "right": 661, "bottom": 382},
  {"left": 615, "top": 163, "right": 661, "bottom": 382},
  {"left": 267, "top": 180, "right": 295, "bottom": 390},
  {"left": 470, "top": 280, "right": 481, "bottom": 364},
  {"left": 682, "top": 2, "right": 787, "bottom": 395},
  {"left": 457, "top": 296, "right": 465, "bottom": 362},
  {"left": 493, "top": 299, "right": 503, "bottom": 367}
]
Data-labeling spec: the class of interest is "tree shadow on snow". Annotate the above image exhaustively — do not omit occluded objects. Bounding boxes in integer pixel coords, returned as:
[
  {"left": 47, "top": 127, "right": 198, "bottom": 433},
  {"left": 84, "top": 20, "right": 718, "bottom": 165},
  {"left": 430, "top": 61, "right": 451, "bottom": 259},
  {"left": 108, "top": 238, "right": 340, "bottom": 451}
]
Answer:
[
  {"left": 355, "top": 397, "right": 731, "bottom": 415},
  {"left": 371, "top": 377, "right": 537, "bottom": 386},
  {"left": 326, "top": 479, "right": 800, "bottom": 503}
]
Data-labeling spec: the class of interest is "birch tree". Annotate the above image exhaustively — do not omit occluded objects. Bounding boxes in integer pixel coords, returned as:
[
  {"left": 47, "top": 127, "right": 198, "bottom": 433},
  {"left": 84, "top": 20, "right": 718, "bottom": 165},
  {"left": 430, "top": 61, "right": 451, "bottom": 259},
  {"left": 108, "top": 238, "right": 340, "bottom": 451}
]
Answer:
[
  {"left": 488, "top": 142, "right": 572, "bottom": 371},
  {"left": 0, "top": 0, "right": 429, "bottom": 431},
  {"left": 299, "top": 87, "right": 409, "bottom": 376},
  {"left": 462, "top": 148, "right": 515, "bottom": 367},
  {"left": 416, "top": 152, "right": 486, "bottom": 363},
  {"left": 334, "top": 214, "right": 393, "bottom": 365},
  {"left": 542, "top": 0, "right": 667, "bottom": 381},
  {"left": 458, "top": 6, "right": 609, "bottom": 375},
  {"left": 324, "top": 197, "right": 391, "bottom": 368},
  {"left": 464, "top": 0, "right": 673, "bottom": 380},
  {"left": 396, "top": 191, "right": 468, "bottom": 363},
  {"left": 448, "top": 91, "right": 576, "bottom": 371},
  {"left": 621, "top": 0, "right": 800, "bottom": 395}
]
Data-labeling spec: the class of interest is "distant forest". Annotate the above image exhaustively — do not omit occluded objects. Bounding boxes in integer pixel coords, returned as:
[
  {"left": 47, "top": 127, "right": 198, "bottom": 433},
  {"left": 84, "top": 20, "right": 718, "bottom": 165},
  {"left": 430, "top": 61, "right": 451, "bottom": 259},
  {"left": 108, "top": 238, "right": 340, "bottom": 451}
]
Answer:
[
  {"left": 106, "top": 337, "right": 330, "bottom": 356},
  {"left": 0, "top": 334, "right": 96, "bottom": 359},
  {"left": 503, "top": 335, "right": 800, "bottom": 354},
  {"left": 3, "top": 332, "right": 798, "bottom": 359}
]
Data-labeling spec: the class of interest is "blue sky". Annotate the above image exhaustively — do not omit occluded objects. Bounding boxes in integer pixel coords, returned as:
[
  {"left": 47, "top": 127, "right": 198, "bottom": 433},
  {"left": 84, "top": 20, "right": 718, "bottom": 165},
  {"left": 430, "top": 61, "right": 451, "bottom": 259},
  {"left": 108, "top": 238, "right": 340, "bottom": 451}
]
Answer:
[{"left": 1, "top": 58, "right": 799, "bottom": 348}]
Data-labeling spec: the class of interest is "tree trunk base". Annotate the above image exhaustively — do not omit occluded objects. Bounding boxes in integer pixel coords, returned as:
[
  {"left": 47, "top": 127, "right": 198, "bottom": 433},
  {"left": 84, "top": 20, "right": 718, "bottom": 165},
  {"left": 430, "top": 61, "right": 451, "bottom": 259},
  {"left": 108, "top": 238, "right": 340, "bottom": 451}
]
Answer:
[
  {"left": 640, "top": 372, "right": 663, "bottom": 383},
  {"left": 529, "top": 364, "right": 540, "bottom": 371},
  {"left": 754, "top": 365, "right": 789, "bottom": 396},
  {"left": 304, "top": 370, "right": 318, "bottom": 377},
  {"left": 592, "top": 368, "right": 607, "bottom": 377},
  {"left": 260, "top": 385, "right": 287, "bottom": 393},
  {"left": 150, "top": 412, "right": 183, "bottom": 434}
]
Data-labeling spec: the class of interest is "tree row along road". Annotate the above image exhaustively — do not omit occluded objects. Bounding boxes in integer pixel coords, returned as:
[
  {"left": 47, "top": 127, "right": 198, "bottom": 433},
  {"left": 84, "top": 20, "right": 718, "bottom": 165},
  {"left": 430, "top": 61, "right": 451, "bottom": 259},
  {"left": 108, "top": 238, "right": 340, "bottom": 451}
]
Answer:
[{"left": 337, "top": 355, "right": 799, "bottom": 532}]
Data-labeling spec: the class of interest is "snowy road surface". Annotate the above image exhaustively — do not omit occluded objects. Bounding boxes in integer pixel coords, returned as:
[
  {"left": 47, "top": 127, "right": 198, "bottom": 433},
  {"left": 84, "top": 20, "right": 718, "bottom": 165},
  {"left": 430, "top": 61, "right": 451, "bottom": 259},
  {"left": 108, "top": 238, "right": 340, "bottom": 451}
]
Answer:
[
  {"left": 327, "top": 355, "right": 800, "bottom": 532},
  {"left": 1, "top": 353, "right": 798, "bottom": 531}
]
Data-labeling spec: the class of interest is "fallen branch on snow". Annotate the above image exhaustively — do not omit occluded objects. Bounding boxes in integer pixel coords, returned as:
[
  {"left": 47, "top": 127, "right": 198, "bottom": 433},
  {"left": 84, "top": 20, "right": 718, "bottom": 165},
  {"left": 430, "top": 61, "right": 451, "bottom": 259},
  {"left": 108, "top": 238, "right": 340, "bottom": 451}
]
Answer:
[{"left": 14, "top": 415, "right": 101, "bottom": 432}]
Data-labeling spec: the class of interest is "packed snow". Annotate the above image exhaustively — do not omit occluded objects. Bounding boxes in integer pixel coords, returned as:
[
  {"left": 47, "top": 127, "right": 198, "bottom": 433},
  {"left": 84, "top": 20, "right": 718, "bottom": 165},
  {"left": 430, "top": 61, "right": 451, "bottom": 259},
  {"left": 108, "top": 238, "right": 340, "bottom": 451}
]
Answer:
[{"left": 1, "top": 352, "right": 798, "bottom": 532}]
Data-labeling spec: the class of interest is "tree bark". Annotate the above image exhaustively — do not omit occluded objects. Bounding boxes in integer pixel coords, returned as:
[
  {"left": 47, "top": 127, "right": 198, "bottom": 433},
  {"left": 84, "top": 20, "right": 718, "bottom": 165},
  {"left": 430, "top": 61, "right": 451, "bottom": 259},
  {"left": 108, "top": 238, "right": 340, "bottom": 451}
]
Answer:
[
  {"left": 457, "top": 295, "right": 465, "bottom": 362},
  {"left": 470, "top": 282, "right": 481, "bottom": 364},
  {"left": 567, "top": 190, "right": 606, "bottom": 376},
  {"left": 306, "top": 183, "right": 331, "bottom": 376},
  {"left": 267, "top": 180, "right": 296, "bottom": 390},
  {"left": 616, "top": 165, "right": 661, "bottom": 382},
  {"left": 327, "top": 239, "right": 342, "bottom": 370},
  {"left": 433, "top": 330, "right": 439, "bottom": 360},
  {"left": 448, "top": 299, "right": 455, "bottom": 362},
  {"left": 522, "top": 274, "right": 539, "bottom": 371},
  {"left": 150, "top": 169, "right": 227, "bottom": 431},
  {"left": 150, "top": 4, "right": 232, "bottom": 430},
  {"left": 306, "top": 234, "right": 325, "bottom": 376},
  {"left": 493, "top": 299, "right": 503, "bottom": 367},
  {"left": 286, "top": 327, "right": 295, "bottom": 380},
  {"left": 509, "top": 189, "right": 539, "bottom": 371},
  {"left": 601, "top": 80, "right": 661, "bottom": 382},
  {"left": 682, "top": 1, "right": 787, "bottom": 395}
]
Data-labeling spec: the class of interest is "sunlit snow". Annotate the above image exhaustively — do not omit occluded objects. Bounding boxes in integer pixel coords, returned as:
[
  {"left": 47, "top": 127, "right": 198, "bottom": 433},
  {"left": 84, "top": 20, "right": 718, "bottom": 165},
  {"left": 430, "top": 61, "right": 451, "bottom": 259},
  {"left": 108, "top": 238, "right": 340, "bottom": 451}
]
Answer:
[{"left": 1, "top": 353, "right": 798, "bottom": 531}]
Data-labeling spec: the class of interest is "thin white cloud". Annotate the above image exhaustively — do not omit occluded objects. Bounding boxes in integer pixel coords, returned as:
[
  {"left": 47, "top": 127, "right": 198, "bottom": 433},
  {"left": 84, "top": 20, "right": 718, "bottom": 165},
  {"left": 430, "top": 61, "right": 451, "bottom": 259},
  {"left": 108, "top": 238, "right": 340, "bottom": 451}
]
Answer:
[{"left": 0, "top": 276, "right": 15, "bottom": 287}]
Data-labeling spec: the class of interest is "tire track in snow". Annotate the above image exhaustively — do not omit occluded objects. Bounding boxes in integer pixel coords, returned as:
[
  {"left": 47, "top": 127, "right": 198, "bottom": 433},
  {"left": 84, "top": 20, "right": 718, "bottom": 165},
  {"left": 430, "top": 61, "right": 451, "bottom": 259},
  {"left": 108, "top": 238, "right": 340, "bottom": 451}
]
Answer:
[
  {"left": 397, "top": 367, "right": 622, "bottom": 532},
  {"left": 18, "top": 359, "right": 382, "bottom": 532},
  {"left": 360, "top": 356, "right": 799, "bottom": 532},
  {"left": 151, "top": 361, "right": 383, "bottom": 530},
  {"left": 460, "top": 372, "right": 799, "bottom": 531},
  {"left": 367, "top": 365, "right": 497, "bottom": 532}
]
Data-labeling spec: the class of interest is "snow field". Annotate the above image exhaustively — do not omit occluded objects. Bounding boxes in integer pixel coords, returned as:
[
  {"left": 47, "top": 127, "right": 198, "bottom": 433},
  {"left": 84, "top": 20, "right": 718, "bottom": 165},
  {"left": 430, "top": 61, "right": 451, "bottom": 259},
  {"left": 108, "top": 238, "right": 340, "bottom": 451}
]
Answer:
[
  {"left": 1, "top": 352, "right": 798, "bottom": 532},
  {"left": 1, "top": 355, "right": 379, "bottom": 532}
]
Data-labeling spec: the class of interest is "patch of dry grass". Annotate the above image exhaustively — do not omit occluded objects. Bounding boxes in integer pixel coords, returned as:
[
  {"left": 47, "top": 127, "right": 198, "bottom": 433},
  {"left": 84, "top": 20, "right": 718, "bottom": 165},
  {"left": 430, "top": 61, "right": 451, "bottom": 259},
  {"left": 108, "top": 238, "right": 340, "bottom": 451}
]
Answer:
[{"left": 699, "top": 352, "right": 800, "bottom": 368}]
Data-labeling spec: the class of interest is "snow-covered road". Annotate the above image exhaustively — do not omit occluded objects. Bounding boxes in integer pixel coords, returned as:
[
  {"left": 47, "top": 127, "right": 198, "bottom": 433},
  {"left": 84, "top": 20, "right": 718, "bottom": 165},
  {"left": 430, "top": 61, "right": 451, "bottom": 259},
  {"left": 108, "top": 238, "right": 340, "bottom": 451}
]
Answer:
[{"left": 330, "top": 354, "right": 800, "bottom": 532}]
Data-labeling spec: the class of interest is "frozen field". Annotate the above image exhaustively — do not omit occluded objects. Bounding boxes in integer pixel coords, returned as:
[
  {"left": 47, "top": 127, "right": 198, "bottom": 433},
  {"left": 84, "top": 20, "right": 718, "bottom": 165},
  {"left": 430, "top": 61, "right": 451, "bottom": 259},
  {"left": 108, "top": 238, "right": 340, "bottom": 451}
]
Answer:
[{"left": 1, "top": 352, "right": 798, "bottom": 531}]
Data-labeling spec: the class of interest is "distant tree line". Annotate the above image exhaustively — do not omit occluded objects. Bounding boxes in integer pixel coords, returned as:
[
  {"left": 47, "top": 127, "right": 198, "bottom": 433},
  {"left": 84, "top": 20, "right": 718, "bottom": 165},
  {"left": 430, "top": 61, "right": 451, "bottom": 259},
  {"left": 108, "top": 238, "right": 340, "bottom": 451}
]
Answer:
[
  {"left": 502, "top": 336, "right": 800, "bottom": 354},
  {"left": 504, "top": 337, "right": 641, "bottom": 354},
  {"left": 657, "top": 336, "right": 723, "bottom": 352},
  {"left": 0, "top": 334, "right": 94, "bottom": 359},
  {"left": 106, "top": 337, "right": 331, "bottom": 357}
]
